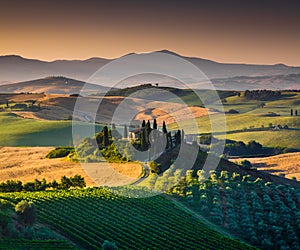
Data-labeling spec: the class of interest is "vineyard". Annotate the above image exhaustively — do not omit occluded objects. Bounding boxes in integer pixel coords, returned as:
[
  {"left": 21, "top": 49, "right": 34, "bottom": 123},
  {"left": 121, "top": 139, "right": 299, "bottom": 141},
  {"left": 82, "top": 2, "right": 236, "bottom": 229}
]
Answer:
[
  {"left": 0, "top": 239, "right": 75, "bottom": 250},
  {"left": 0, "top": 187, "right": 254, "bottom": 250}
]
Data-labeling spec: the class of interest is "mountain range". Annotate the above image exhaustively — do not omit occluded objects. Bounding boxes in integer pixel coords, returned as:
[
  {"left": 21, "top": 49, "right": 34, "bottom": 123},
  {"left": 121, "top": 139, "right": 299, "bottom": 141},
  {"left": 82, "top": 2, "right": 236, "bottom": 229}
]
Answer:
[{"left": 0, "top": 50, "right": 300, "bottom": 91}]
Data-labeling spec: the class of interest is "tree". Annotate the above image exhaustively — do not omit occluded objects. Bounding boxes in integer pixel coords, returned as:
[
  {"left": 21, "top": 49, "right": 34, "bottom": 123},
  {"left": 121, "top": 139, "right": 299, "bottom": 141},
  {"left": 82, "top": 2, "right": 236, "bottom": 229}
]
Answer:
[
  {"left": 247, "top": 140, "right": 262, "bottom": 154},
  {"left": 15, "top": 201, "right": 36, "bottom": 227},
  {"left": 102, "top": 240, "right": 118, "bottom": 250},
  {"left": 162, "top": 121, "right": 167, "bottom": 134},
  {"left": 70, "top": 174, "right": 86, "bottom": 188},
  {"left": 60, "top": 176, "right": 72, "bottom": 189},
  {"left": 34, "top": 178, "right": 47, "bottom": 191},
  {"left": 139, "top": 129, "right": 147, "bottom": 151},
  {"left": 227, "top": 109, "right": 239, "bottom": 114},
  {"left": 153, "top": 119, "right": 157, "bottom": 130},
  {"left": 175, "top": 130, "right": 181, "bottom": 145},
  {"left": 167, "top": 132, "right": 172, "bottom": 149},
  {"left": 23, "top": 182, "right": 35, "bottom": 192},
  {"left": 259, "top": 102, "right": 266, "bottom": 108},
  {"left": 103, "top": 126, "right": 109, "bottom": 147},
  {"left": 240, "top": 160, "right": 252, "bottom": 169},
  {"left": 50, "top": 180, "right": 59, "bottom": 189},
  {"left": 0, "top": 180, "right": 19, "bottom": 192},
  {"left": 145, "top": 120, "right": 151, "bottom": 144},
  {"left": 141, "top": 120, "right": 146, "bottom": 128}
]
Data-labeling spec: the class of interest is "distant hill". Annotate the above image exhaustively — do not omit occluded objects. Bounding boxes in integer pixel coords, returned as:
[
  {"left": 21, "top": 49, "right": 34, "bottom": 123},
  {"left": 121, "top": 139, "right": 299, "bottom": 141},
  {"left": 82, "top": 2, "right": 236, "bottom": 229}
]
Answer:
[
  {"left": 0, "top": 76, "right": 109, "bottom": 94},
  {"left": 211, "top": 73, "right": 300, "bottom": 90},
  {"left": 1, "top": 51, "right": 300, "bottom": 90},
  {"left": 0, "top": 55, "right": 109, "bottom": 84}
]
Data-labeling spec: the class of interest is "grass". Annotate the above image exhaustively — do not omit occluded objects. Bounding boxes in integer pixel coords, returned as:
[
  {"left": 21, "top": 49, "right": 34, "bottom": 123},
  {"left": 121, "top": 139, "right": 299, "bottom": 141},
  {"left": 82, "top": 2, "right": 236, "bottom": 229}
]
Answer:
[
  {"left": 231, "top": 152, "right": 300, "bottom": 180},
  {"left": 219, "top": 130, "right": 300, "bottom": 149},
  {"left": 215, "top": 92, "right": 300, "bottom": 116},
  {"left": 0, "top": 147, "right": 142, "bottom": 187},
  {"left": 0, "top": 113, "right": 102, "bottom": 146},
  {"left": 168, "top": 91, "right": 300, "bottom": 149},
  {"left": 169, "top": 113, "right": 300, "bottom": 133}
]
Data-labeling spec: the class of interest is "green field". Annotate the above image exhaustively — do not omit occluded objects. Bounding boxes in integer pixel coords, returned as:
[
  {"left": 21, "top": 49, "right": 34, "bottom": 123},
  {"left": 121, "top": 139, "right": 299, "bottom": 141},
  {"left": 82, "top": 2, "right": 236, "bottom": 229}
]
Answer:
[
  {"left": 0, "top": 113, "right": 102, "bottom": 146},
  {"left": 0, "top": 239, "right": 75, "bottom": 250},
  {"left": 221, "top": 130, "right": 300, "bottom": 149},
  {"left": 0, "top": 187, "right": 254, "bottom": 250},
  {"left": 168, "top": 92, "right": 300, "bottom": 149}
]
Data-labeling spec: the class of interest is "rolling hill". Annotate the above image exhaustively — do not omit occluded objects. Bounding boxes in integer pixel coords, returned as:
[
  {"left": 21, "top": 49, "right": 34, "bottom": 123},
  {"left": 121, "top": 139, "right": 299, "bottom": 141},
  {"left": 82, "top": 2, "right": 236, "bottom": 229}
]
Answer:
[
  {"left": 1, "top": 51, "right": 300, "bottom": 90},
  {"left": 0, "top": 187, "right": 255, "bottom": 250},
  {"left": 0, "top": 76, "right": 109, "bottom": 95}
]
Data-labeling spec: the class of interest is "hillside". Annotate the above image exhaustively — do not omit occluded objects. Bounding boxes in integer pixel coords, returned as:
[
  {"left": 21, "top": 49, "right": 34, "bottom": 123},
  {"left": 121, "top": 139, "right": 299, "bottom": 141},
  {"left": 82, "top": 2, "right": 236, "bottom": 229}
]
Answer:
[
  {"left": 0, "top": 55, "right": 109, "bottom": 84},
  {"left": 168, "top": 91, "right": 300, "bottom": 150},
  {"left": 0, "top": 147, "right": 142, "bottom": 187},
  {"left": 1, "top": 52, "right": 300, "bottom": 90},
  {"left": 0, "top": 187, "right": 254, "bottom": 250},
  {"left": 211, "top": 73, "right": 300, "bottom": 90},
  {"left": 0, "top": 91, "right": 213, "bottom": 129},
  {"left": 151, "top": 143, "right": 300, "bottom": 189},
  {"left": 231, "top": 152, "right": 300, "bottom": 180},
  {"left": 0, "top": 76, "right": 109, "bottom": 95}
]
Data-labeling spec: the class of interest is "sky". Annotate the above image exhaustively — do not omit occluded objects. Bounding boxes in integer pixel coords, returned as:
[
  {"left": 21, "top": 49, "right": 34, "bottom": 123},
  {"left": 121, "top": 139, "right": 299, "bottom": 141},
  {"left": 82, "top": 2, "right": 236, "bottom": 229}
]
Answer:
[{"left": 0, "top": 0, "right": 299, "bottom": 65}]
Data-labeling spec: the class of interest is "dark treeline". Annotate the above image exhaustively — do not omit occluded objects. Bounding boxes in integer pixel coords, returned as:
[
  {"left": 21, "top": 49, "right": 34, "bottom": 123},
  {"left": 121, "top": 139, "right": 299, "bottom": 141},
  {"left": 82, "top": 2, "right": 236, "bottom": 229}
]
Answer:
[
  {"left": 133, "top": 119, "right": 183, "bottom": 152},
  {"left": 199, "top": 135, "right": 296, "bottom": 156},
  {"left": 0, "top": 175, "right": 86, "bottom": 193},
  {"left": 244, "top": 90, "right": 281, "bottom": 100}
]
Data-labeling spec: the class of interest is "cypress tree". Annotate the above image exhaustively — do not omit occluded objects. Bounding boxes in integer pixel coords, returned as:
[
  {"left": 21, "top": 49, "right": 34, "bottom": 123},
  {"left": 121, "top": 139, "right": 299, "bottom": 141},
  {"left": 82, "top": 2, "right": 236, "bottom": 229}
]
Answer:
[
  {"left": 162, "top": 121, "right": 167, "bottom": 134},
  {"left": 103, "top": 126, "right": 109, "bottom": 147},
  {"left": 175, "top": 130, "right": 181, "bottom": 145},
  {"left": 146, "top": 120, "right": 151, "bottom": 147},
  {"left": 153, "top": 119, "right": 157, "bottom": 130},
  {"left": 139, "top": 129, "right": 147, "bottom": 150},
  {"left": 142, "top": 120, "right": 146, "bottom": 127},
  {"left": 146, "top": 120, "right": 151, "bottom": 130},
  {"left": 167, "top": 132, "right": 172, "bottom": 149}
]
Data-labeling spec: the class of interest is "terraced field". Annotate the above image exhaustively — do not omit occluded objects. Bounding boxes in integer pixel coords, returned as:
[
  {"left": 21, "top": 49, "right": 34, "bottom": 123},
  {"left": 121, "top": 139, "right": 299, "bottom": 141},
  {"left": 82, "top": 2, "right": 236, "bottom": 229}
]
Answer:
[
  {"left": 0, "top": 239, "right": 75, "bottom": 250},
  {"left": 0, "top": 187, "right": 254, "bottom": 250}
]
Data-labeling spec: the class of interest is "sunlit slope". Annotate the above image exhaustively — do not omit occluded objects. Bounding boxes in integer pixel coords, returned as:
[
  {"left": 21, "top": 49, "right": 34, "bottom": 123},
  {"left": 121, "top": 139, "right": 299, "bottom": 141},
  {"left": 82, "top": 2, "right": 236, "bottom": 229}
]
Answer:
[
  {"left": 0, "top": 113, "right": 101, "bottom": 146},
  {"left": 0, "top": 187, "right": 255, "bottom": 250}
]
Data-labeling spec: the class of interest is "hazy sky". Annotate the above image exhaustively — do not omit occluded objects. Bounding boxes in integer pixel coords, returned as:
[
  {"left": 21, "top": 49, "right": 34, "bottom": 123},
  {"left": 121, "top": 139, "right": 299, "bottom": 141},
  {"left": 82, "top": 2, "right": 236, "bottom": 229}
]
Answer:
[{"left": 1, "top": 0, "right": 299, "bottom": 65}]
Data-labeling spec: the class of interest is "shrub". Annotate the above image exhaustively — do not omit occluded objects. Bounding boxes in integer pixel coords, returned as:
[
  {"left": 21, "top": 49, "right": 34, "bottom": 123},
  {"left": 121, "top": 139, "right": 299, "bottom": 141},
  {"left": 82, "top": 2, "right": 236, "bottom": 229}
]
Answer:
[
  {"left": 102, "top": 240, "right": 118, "bottom": 250},
  {"left": 46, "top": 147, "right": 74, "bottom": 159},
  {"left": 227, "top": 109, "right": 239, "bottom": 114},
  {"left": 149, "top": 161, "right": 161, "bottom": 174},
  {"left": 15, "top": 201, "right": 36, "bottom": 227},
  {"left": 240, "top": 160, "right": 252, "bottom": 169}
]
